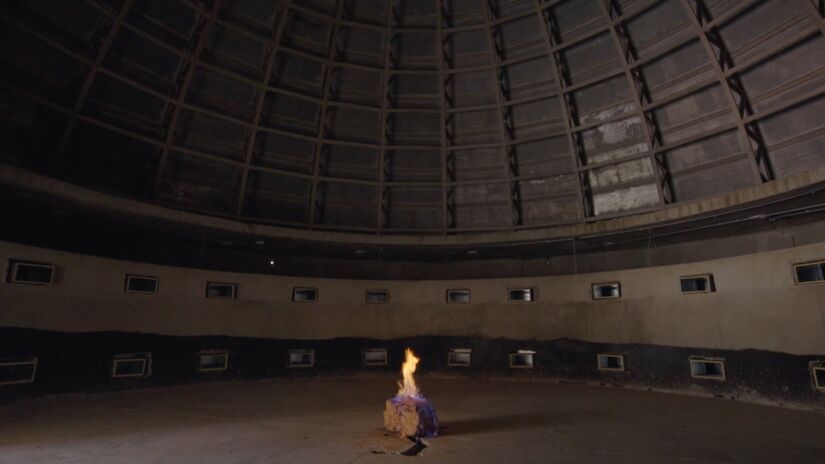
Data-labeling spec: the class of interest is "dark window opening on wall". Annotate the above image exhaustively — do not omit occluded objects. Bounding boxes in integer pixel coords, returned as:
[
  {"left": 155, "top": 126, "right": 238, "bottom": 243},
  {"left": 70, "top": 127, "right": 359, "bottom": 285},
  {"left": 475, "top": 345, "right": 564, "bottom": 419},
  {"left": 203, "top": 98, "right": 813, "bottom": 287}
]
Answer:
[
  {"left": 0, "top": 357, "right": 38, "bottom": 386},
  {"left": 197, "top": 352, "right": 229, "bottom": 372},
  {"left": 362, "top": 349, "right": 388, "bottom": 367},
  {"left": 592, "top": 282, "right": 620, "bottom": 300},
  {"left": 508, "top": 288, "right": 534, "bottom": 302},
  {"left": 112, "top": 354, "right": 151, "bottom": 378},
  {"left": 7, "top": 261, "right": 54, "bottom": 285},
  {"left": 812, "top": 364, "right": 825, "bottom": 392},
  {"left": 794, "top": 261, "right": 825, "bottom": 284},
  {"left": 509, "top": 350, "right": 535, "bottom": 369},
  {"left": 206, "top": 282, "right": 237, "bottom": 299},
  {"left": 447, "top": 349, "right": 472, "bottom": 367},
  {"left": 366, "top": 289, "right": 389, "bottom": 303},
  {"left": 125, "top": 274, "right": 158, "bottom": 294},
  {"left": 689, "top": 357, "right": 726, "bottom": 381},
  {"left": 288, "top": 350, "right": 314, "bottom": 368},
  {"left": 293, "top": 287, "right": 318, "bottom": 302},
  {"left": 680, "top": 274, "right": 715, "bottom": 293},
  {"left": 447, "top": 289, "right": 471, "bottom": 303},
  {"left": 597, "top": 354, "right": 625, "bottom": 372}
]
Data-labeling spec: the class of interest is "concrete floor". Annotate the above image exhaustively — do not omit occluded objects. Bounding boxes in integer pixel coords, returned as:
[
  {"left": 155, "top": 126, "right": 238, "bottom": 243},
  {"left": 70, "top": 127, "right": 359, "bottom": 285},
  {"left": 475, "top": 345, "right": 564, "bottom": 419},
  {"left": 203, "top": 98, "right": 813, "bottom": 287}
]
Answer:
[{"left": 0, "top": 378, "right": 824, "bottom": 464}]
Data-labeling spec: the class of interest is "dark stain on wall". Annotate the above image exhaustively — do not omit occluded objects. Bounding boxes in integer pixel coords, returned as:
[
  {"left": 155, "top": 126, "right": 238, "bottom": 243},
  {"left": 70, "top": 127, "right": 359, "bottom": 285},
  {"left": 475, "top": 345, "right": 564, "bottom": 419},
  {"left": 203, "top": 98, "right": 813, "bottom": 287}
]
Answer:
[{"left": 1, "top": 328, "right": 822, "bottom": 408}]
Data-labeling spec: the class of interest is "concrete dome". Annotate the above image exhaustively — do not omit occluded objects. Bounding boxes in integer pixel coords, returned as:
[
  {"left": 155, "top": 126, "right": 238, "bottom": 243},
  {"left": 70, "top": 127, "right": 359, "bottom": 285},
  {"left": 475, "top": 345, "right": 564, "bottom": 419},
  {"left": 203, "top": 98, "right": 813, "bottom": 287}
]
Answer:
[{"left": 2, "top": 0, "right": 825, "bottom": 241}]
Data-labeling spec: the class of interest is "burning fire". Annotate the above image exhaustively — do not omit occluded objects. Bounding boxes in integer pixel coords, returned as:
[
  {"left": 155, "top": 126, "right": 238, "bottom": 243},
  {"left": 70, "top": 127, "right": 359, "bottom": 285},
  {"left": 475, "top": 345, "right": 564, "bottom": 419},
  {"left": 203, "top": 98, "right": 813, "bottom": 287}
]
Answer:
[
  {"left": 397, "top": 348, "right": 420, "bottom": 397},
  {"left": 384, "top": 348, "right": 438, "bottom": 438}
]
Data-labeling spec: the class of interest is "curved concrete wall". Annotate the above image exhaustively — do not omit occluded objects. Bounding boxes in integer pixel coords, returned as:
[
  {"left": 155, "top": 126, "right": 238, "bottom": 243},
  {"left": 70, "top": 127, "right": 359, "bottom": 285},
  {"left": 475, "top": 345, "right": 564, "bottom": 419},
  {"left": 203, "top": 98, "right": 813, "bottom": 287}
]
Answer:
[{"left": 1, "top": 240, "right": 824, "bottom": 355}]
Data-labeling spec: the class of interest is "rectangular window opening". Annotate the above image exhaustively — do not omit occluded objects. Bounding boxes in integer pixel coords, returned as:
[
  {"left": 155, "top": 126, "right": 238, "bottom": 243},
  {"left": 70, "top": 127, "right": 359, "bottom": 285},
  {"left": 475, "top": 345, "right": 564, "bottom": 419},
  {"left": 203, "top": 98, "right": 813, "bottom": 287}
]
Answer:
[
  {"left": 206, "top": 282, "right": 237, "bottom": 299},
  {"left": 597, "top": 354, "right": 625, "bottom": 372},
  {"left": 8, "top": 261, "right": 55, "bottom": 285},
  {"left": 680, "top": 274, "right": 715, "bottom": 293},
  {"left": 509, "top": 350, "right": 535, "bottom": 369},
  {"left": 0, "top": 357, "right": 38, "bottom": 386},
  {"left": 508, "top": 288, "right": 534, "bottom": 302},
  {"left": 592, "top": 282, "right": 621, "bottom": 300},
  {"left": 794, "top": 261, "right": 825, "bottom": 284},
  {"left": 689, "top": 357, "right": 726, "bottom": 381},
  {"left": 288, "top": 349, "right": 314, "bottom": 368},
  {"left": 447, "top": 289, "right": 471, "bottom": 304},
  {"left": 366, "top": 289, "right": 390, "bottom": 303},
  {"left": 125, "top": 274, "right": 158, "bottom": 294},
  {"left": 112, "top": 354, "right": 151, "bottom": 378},
  {"left": 363, "top": 349, "right": 388, "bottom": 367},
  {"left": 198, "top": 351, "right": 229, "bottom": 372},
  {"left": 293, "top": 287, "right": 318, "bottom": 302},
  {"left": 812, "top": 365, "right": 825, "bottom": 392},
  {"left": 447, "top": 348, "right": 472, "bottom": 367}
]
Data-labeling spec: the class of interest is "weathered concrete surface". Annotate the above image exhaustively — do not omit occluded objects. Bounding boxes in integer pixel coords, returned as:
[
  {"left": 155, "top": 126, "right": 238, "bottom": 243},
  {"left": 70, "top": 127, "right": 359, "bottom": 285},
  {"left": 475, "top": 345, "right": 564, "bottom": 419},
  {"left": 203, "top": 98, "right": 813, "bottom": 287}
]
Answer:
[{"left": 0, "top": 378, "right": 823, "bottom": 464}]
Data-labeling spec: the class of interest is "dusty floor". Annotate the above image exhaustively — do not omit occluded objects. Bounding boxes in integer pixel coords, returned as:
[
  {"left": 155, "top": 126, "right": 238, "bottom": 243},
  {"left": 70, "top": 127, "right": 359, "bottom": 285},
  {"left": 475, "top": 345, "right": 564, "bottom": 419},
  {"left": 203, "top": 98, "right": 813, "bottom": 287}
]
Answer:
[{"left": 0, "top": 378, "right": 824, "bottom": 463}]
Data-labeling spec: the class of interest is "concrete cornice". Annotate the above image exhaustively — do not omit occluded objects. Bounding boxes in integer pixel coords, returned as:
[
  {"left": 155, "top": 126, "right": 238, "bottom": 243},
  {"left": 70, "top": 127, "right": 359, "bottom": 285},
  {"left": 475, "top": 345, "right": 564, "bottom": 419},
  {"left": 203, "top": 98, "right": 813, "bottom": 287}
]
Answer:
[{"left": 3, "top": 162, "right": 825, "bottom": 247}]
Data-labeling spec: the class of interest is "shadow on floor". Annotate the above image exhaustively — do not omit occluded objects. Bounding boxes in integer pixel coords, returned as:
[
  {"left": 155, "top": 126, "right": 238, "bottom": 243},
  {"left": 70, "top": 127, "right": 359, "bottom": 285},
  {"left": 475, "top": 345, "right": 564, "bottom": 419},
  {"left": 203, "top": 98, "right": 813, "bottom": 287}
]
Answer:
[{"left": 439, "top": 413, "right": 565, "bottom": 436}]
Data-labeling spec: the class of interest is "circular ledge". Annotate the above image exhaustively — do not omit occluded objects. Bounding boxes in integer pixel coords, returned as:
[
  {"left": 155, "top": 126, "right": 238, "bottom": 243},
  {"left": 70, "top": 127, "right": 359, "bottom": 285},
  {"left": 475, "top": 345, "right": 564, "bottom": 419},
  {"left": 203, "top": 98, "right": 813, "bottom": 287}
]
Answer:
[{"left": 3, "top": 162, "right": 825, "bottom": 247}]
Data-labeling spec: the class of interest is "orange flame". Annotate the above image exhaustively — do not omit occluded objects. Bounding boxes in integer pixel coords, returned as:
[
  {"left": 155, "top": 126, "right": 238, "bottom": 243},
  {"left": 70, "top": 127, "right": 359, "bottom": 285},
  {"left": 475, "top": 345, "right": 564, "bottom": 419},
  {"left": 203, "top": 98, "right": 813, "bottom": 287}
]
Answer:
[{"left": 397, "top": 348, "right": 420, "bottom": 397}]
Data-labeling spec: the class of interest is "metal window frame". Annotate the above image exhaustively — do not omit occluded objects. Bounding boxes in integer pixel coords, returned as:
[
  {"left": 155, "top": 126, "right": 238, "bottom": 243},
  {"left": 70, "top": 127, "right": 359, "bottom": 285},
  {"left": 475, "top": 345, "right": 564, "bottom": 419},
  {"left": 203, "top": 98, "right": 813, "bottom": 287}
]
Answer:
[
  {"left": 205, "top": 282, "right": 238, "bottom": 299},
  {"left": 0, "top": 357, "right": 38, "bottom": 386},
  {"left": 597, "top": 353, "right": 626, "bottom": 373},
  {"left": 446, "top": 288, "right": 471, "bottom": 304},
  {"left": 447, "top": 348, "right": 472, "bottom": 367},
  {"left": 292, "top": 287, "right": 319, "bottom": 302},
  {"left": 124, "top": 274, "right": 159, "bottom": 294},
  {"left": 8, "top": 260, "right": 55, "bottom": 286},
  {"left": 508, "top": 287, "right": 535, "bottom": 303},
  {"left": 197, "top": 351, "right": 230, "bottom": 372},
  {"left": 287, "top": 349, "right": 315, "bottom": 368},
  {"left": 112, "top": 356, "right": 150, "bottom": 378},
  {"left": 812, "top": 365, "right": 825, "bottom": 393},
  {"left": 689, "top": 356, "right": 726, "bottom": 381},
  {"left": 362, "top": 348, "right": 388, "bottom": 367},
  {"left": 679, "top": 274, "right": 715, "bottom": 294},
  {"left": 793, "top": 260, "right": 825, "bottom": 285},
  {"left": 509, "top": 350, "right": 536, "bottom": 369},
  {"left": 592, "top": 282, "right": 621, "bottom": 300},
  {"left": 365, "top": 289, "right": 390, "bottom": 304}
]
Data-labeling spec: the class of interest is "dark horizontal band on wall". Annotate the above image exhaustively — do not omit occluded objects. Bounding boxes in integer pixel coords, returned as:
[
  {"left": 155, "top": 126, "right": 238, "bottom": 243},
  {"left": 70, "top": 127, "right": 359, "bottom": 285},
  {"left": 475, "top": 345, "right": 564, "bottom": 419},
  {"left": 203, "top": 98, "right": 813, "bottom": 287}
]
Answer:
[{"left": 1, "top": 328, "right": 822, "bottom": 409}]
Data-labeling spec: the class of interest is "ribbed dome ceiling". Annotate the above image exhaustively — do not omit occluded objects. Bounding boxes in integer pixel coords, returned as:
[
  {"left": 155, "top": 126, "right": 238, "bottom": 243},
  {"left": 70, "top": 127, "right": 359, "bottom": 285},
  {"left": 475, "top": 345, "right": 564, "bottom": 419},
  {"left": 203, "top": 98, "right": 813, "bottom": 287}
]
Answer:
[{"left": 2, "top": 0, "right": 825, "bottom": 236}]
